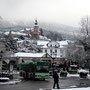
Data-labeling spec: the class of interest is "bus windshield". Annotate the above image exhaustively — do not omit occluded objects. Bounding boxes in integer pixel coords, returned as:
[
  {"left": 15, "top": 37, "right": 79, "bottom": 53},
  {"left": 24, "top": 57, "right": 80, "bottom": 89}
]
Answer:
[{"left": 36, "top": 66, "right": 49, "bottom": 72}]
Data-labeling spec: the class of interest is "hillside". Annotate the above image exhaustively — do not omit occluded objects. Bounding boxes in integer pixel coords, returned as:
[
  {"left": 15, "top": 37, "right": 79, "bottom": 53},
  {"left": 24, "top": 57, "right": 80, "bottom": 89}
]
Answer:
[{"left": 0, "top": 17, "right": 80, "bottom": 40}]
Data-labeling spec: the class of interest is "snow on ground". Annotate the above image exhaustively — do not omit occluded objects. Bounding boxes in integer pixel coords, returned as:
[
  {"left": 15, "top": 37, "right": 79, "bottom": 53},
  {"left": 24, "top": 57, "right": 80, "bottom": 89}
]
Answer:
[
  {"left": 0, "top": 77, "right": 10, "bottom": 81},
  {"left": 66, "top": 73, "right": 90, "bottom": 79},
  {"left": 43, "top": 73, "right": 90, "bottom": 79},
  {"left": 67, "top": 74, "right": 79, "bottom": 77},
  {"left": 78, "top": 69, "right": 89, "bottom": 74},
  {"left": 52, "top": 87, "right": 90, "bottom": 90},
  {"left": 0, "top": 79, "right": 21, "bottom": 85},
  {"left": 39, "top": 87, "right": 90, "bottom": 90},
  {"left": 67, "top": 73, "right": 90, "bottom": 79}
]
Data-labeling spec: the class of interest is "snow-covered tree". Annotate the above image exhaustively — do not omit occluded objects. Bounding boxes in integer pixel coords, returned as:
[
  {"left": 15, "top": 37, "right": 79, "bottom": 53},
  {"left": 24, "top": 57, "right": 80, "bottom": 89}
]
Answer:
[
  {"left": 66, "top": 42, "right": 85, "bottom": 66},
  {"left": 17, "top": 40, "right": 42, "bottom": 53},
  {"left": 80, "top": 16, "right": 90, "bottom": 38},
  {"left": 0, "top": 33, "right": 17, "bottom": 70}
]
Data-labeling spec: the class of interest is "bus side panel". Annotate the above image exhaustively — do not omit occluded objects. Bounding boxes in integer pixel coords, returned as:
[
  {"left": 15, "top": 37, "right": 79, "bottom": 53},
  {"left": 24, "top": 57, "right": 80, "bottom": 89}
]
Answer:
[{"left": 35, "top": 73, "right": 49, "bottom": 79}]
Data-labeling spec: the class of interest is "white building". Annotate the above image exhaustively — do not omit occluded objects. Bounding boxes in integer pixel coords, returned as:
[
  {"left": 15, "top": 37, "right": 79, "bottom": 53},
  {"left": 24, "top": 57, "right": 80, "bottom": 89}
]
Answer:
[
  {"left": 37, "top": 40, "right": 69, "bottom": 58},
  {"left": 17, "top": 39, "right": 69, "bottom": 59}
]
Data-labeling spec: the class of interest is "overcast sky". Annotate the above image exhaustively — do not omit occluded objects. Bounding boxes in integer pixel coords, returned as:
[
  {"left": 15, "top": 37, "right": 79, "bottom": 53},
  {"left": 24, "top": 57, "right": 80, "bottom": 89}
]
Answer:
[{"left": 0, "top": 0, "right": 90, "bottom": 27}]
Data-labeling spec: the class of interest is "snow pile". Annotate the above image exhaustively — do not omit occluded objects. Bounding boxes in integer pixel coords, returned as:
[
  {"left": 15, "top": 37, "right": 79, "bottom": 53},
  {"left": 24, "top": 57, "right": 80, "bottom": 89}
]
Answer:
[
  {"left": 0, "top": 80, "right": 21, "bottom": 85},
  {"left": 0, "top": 77, "right": 10, "bottom": 81},
  {"left": 78, "top": 69, "right": 89, "bottom": 74},
  {"left": 67, "top": 74, "right": 79, "bottom": 77},
  {"left": 63, "top": 73, "right": 90, "bottom": 79}
]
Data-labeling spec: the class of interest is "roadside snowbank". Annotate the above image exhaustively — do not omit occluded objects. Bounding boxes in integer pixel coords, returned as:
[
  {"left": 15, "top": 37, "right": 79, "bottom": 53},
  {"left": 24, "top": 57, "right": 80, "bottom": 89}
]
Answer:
[
  {"left": 39, "top": 87, "right": 90, "bottom": 90},
  {"left": 0, "top": 79, "right": 21, "bottom": 85},
  {"left": 52, "top": 87, "right": 90, "bottom": 90}
]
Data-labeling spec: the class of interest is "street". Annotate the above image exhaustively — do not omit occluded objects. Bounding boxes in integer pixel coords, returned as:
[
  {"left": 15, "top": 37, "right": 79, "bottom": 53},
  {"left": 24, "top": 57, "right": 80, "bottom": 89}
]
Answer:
[{"left": 0, "top": 74, "right": 90, "bottom": 90}]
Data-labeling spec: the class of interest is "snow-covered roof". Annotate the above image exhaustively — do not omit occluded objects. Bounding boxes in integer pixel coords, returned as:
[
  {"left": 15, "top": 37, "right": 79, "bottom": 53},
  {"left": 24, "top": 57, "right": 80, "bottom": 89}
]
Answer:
[
  {"left": 78, "top": 69, "right": 89, "bottom": 74},
  {"left": 12, "top": 52, "right": 45, "bottom": 58},
  {"left": 20, "top": 28, "right": 34, "bottom": 32},
  {"left": 25, "top": 28, "right": 30, "bottom": 30},
  {"left": 57, "top": 40, "right": 69, "bottom": 48},
  {"left": 13, "top": 37, "right": 19, "bottom": 40},
  {"left": 37, "top": 40, "right": 49, "bottom": 48},
  {"left": 17, "top": 40, "right": 24, "bottom": 43},
  {"left": 37, "top": 40, "right": 69, "bottom": 48},
  {"left": 4, "top": 31, "right": 27, "bottom": 36},
  {"left": 70, "top": 65, "right": 78, "bottom": 67},
  {"left": 39, "top": 35, "right": 49, "bottom": 40}
]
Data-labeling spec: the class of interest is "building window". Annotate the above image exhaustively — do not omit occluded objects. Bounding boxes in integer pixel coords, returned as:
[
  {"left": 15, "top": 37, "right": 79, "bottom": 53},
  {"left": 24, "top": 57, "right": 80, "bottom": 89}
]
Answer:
[
  {"left": 50, "top": 45, "right": 52, "bottom": 47},
  {"left": 60, "top": 55, "right": 62, "bottom": 57},
  {"left": 50, "top": 49, "right": 52, "bottom": 53},
  {"left": 55, "top": 49, "right": 57, "bottom": 53},
  {"left": 55, "top": 45, "right": 57, "bottom": 47},
  {"left": 55, "top": 54, "right": 57, "bottom": 57},
  {"left": 45, "top": 49, "right": 47, "bottom": 53}
]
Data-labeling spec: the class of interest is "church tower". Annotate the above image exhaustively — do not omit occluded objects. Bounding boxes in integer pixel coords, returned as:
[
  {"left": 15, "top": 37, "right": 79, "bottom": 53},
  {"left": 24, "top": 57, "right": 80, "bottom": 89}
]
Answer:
[{"left": 33, "top": 19, "right": 39, "bottom": 39}]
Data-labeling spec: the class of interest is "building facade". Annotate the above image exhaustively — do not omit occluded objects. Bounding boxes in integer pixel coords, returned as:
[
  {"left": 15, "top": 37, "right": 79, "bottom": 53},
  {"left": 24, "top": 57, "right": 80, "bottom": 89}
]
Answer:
[{"left": 42, "top": 41, "right": 67, "bottom": 58}]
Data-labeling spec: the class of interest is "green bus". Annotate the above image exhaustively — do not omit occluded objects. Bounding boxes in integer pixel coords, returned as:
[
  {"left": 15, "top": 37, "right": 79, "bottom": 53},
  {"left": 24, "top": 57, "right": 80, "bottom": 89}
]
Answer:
[{"left": 19, "top": 61, "right": 50, "bottom": 80}]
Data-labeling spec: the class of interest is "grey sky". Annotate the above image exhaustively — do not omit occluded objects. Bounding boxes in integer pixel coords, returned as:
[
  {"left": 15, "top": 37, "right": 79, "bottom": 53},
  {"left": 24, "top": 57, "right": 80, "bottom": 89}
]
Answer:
[{"left": 0, "top": 0, "right": 90, "bottom": 27}]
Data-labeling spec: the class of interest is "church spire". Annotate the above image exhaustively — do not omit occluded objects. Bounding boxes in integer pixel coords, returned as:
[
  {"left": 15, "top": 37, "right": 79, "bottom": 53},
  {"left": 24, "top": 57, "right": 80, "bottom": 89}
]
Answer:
[
  {"left": 33, "top": 18, "right": 39, "bottom": 39},
  {"left": 34, "top": 18, "right": 38, "bottom": 27}
]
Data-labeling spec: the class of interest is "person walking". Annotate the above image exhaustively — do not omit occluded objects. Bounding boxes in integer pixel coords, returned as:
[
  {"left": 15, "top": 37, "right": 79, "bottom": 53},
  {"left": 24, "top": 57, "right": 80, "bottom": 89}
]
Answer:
[{"left": 53, "top": 71, "right": 60, "bottom": 89}]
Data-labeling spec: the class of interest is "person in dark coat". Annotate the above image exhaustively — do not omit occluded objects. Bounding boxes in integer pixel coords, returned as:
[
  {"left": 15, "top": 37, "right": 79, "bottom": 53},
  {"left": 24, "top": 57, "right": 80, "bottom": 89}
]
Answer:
[{"left": 53, "top": 71, "right": 60, "bottom": 89}]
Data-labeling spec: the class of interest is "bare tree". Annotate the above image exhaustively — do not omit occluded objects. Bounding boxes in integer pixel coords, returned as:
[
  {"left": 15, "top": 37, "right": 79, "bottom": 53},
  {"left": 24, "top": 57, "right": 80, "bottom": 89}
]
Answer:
[
  {"left": 80, "top": 16, "right": 90, "bottom": 38},
  {"left": 78, "top": 16, "right": 90, "bottom": 68}
]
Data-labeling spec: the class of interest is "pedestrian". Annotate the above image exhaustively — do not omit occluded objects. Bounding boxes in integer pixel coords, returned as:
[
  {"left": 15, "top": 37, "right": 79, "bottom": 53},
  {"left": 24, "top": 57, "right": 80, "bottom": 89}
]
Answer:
[{"left": 53, "top": 71, "right": 60, "bottom": 89}]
